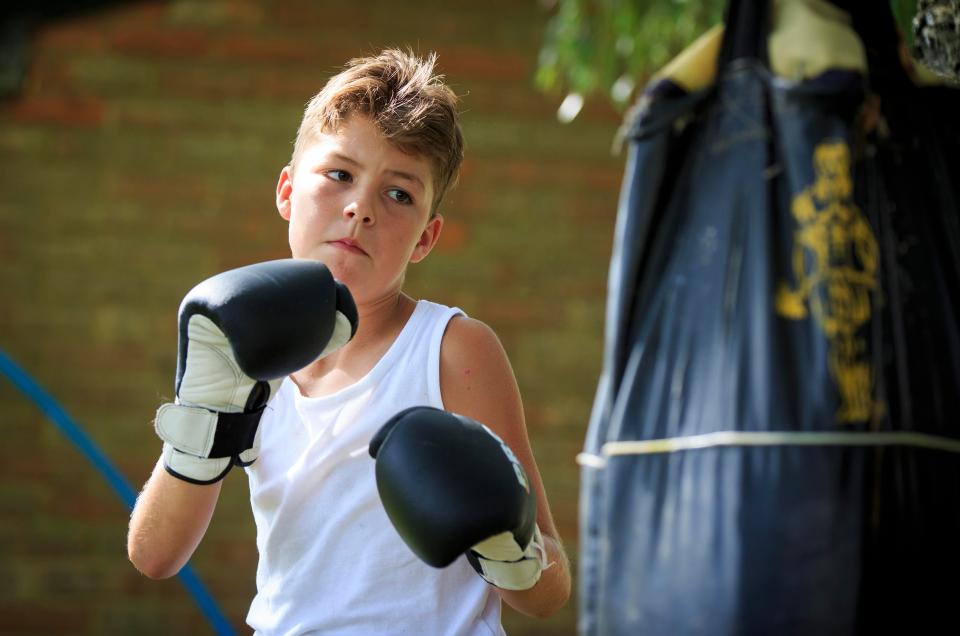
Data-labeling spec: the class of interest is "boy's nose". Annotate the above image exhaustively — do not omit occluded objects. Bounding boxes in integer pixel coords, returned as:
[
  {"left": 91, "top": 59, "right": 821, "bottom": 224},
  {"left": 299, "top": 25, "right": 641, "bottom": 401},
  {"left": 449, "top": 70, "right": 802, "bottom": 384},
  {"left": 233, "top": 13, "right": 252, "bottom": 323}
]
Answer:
[{"left": 343, "top": 200, "right": 375, "bottom": 226}]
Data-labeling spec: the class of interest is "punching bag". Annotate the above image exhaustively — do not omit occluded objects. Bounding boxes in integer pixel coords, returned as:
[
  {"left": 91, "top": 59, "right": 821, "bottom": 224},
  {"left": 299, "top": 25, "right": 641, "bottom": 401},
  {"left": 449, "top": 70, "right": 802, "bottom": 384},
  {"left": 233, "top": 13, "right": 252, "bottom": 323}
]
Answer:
[{"left": 579, "top": 0, "right": 960, "bottom": 634}]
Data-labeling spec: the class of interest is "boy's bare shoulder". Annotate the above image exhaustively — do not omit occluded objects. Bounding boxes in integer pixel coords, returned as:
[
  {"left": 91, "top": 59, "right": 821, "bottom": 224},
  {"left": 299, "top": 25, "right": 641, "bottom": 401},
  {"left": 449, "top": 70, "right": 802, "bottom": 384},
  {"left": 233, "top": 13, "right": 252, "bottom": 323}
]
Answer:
[
  {"left": 440, "top": 314, "right": 506, "bottom": 369},
  {"left": 439, "top": 314, "right": 522, "bottom": 426}
]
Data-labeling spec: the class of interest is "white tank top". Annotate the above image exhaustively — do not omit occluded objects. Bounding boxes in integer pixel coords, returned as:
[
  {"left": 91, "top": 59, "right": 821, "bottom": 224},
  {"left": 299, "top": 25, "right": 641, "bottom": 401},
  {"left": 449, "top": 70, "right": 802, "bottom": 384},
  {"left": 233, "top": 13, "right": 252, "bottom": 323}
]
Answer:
[{"left": 245, "top": 300, "right": 504, "bottom": 636}]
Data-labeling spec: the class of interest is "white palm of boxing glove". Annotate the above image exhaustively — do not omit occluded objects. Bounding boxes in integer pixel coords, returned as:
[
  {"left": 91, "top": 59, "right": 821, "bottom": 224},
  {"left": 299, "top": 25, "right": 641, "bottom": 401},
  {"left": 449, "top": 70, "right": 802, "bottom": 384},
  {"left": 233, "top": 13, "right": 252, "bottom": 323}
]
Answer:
[
  {"left": 155, "top": 314, "right": 282, "bottom": 482},
  {"left": 469, "top": 524, "right": 549, "bottom": 591},
  {"left": 154, "top": 259, "right": 357, "bottom": 484}
]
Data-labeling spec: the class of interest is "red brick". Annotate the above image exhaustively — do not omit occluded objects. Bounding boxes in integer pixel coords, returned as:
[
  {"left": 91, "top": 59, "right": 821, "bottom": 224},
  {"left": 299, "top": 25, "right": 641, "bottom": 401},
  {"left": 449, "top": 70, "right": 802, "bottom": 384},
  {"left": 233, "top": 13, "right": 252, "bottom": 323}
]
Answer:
[
  {"left": 210, "top": 536, "right": 258, "bottom": 564},
  {"left": 24, "top": 62, "right": 76, "bottom": 97},
  {"left": 108, "top": 173, "right": 208, "bottom": 204},
  {"left": 0, "top": 602, "right": 90, "bottom": 633},
  {"left": 109, "top": 27, "right": 210, "bottom": 58},
  {"left": 215, "top": 247, "right": 290, "bottom": 273},
  {"left": 441, "top": 47, "right": 532, "bottom": 82},
  {"left": 4, "top": 95, "right": 103, "bottom": 127},
  {"left": 214, "top": 35, "right": 320, "bottom": 63},
  {"left": 270, "top": 4, "right": 377, "bottom": 32},
  {"left": 436, "top": 219, "right": 469, "bottom": 253},
  {"left": 479, "top": 297, "right": 551, "bottom": 327},
  {"left": 34, "top": 23, "right": 107, "bottom": 54},
  {"left": 107, "top": 1, "right": 169, "bottom": 27},
  {"left": 458, "top": 157, "right": 478, "bottom": 179},
  {"left": 53, "top": 494, "right": 123, "bottom": 522},
  {"left": 468, "top": 158, "right": 622, "bottom": 192},
  {"left": 254, "top": 73, "right": 329, "bottom": 100},
  {"left": 0, "top": 229, "right": 11, "bottom": 261}
]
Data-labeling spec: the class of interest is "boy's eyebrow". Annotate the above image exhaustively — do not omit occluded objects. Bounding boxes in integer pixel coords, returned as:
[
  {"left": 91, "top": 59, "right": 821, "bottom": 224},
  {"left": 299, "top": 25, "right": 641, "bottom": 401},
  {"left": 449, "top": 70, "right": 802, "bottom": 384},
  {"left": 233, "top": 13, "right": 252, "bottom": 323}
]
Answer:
[
  {"left": 331, "top": 152, "right": 425, "bottom": 191},
  {"left": 332, "top": 152, "right": 360, "bottom": 167},
  {"left": 386, "top": 169, "right": 425, "bottom": 191}
]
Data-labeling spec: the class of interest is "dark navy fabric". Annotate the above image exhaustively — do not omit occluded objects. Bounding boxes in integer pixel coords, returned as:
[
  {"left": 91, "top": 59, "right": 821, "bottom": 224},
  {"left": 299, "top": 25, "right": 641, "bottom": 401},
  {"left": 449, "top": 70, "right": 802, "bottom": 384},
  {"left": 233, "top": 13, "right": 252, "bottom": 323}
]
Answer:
[{"left": 580, "top": 2, "right": 960, "bottom": 634}]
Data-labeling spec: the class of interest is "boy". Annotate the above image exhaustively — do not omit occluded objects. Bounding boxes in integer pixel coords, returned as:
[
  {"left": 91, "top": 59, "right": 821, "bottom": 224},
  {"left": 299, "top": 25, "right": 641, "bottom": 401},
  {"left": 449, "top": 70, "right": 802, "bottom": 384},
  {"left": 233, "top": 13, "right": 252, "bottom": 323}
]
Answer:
[{"left": 127, "top": 49, "right": 571, "bottom": 633}]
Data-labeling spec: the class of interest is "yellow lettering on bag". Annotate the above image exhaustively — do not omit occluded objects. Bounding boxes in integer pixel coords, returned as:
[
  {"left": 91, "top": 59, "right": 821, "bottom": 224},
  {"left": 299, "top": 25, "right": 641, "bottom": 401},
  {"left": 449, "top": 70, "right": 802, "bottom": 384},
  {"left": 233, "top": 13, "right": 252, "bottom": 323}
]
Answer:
[{"left": 775, "top": 140, "right": 884, "bottom": 423}]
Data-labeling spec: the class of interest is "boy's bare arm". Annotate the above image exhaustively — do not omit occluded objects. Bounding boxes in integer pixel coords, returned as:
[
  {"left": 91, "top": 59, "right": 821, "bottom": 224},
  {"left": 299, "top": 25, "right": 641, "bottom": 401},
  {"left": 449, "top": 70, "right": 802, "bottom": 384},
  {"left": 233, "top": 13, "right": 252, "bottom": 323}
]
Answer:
[
  {"left": 128, "top": 260, "right": 357, "bottom": 580},
  {"left": 440, "top": 316, "right": 572, "bottom": 618},
  {"left": 127, "top": 457, "right": 222, "bottom": 579}
]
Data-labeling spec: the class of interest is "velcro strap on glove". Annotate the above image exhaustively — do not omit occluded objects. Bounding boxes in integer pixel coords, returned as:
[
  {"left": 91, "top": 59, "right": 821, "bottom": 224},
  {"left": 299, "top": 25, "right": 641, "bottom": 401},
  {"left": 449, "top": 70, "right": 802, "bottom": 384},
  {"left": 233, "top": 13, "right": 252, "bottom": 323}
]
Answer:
[{"left": 155, "top": 403, "right": 263, "bottom": 458}]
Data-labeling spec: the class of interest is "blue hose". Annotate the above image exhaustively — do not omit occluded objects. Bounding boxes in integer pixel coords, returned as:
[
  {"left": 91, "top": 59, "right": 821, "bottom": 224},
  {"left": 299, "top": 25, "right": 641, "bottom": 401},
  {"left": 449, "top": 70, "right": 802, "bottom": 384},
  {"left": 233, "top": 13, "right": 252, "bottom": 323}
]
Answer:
[{"left": 0, "top": 349, "right": 235, "bottom": 636}]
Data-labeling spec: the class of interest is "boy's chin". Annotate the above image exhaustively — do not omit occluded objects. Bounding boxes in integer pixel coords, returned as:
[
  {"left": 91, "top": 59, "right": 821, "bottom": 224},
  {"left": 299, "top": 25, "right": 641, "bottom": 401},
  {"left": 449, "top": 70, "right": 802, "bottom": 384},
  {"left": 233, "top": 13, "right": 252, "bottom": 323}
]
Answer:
[
  {"left": 290, "top": 249, "right": 336, "bottom": 268},
  {"left": 318, "top": 259, "right": 362, "bottom": 289},
  {"left": 289, "top": 250, "right": 379, "bottom": 300}
]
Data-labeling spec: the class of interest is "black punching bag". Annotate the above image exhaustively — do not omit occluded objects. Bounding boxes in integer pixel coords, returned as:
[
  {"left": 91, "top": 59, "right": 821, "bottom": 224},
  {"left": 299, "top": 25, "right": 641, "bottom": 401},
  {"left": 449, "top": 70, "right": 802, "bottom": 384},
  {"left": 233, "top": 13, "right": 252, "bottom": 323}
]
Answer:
[{"left": 579, "top": 0, "right": 960, "bottom": 634}]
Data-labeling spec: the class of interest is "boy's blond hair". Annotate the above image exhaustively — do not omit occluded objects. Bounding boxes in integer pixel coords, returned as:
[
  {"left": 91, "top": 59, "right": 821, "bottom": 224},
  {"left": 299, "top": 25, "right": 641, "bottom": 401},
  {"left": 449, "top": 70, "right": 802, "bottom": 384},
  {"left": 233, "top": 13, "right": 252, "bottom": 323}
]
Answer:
[{"left": 291, "top": 49, "right": 464, "bottom": 214}]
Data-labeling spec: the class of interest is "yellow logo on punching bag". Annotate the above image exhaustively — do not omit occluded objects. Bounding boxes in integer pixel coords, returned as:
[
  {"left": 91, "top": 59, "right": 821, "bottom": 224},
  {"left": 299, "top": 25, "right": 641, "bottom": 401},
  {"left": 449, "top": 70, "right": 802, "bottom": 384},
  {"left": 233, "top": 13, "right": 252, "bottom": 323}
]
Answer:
[{"left": 775, "top": 140, "right": 883, "bottom": 423}]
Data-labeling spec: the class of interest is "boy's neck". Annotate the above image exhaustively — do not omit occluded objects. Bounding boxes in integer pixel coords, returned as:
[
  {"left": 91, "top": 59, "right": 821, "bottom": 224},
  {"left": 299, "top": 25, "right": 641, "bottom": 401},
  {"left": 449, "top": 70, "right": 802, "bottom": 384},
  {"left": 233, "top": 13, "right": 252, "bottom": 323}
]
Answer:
[
  {"left": 349, "top": 291, "right": 417, "bottom": 348},
  {"left": 290, "top": 291, "right": 417, "bottom": 396}
]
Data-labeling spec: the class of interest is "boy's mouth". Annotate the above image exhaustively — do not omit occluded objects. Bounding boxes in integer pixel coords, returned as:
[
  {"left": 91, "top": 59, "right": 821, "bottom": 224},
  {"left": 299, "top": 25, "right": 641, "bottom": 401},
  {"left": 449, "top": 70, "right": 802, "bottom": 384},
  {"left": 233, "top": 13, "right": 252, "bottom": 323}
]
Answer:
[{"left": 328, "top": 238, "right": 367, "bottom": 255}]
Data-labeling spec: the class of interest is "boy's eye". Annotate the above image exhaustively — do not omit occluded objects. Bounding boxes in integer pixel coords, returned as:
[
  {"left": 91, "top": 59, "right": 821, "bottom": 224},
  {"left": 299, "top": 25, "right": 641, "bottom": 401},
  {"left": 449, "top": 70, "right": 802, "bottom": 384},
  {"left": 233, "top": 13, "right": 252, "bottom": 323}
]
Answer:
[
  {"left": 387, "top": 188, "right": 413, "bottom": 205},
  {"left": 326, "top": 169, "right": 352, "bottom": 182}
]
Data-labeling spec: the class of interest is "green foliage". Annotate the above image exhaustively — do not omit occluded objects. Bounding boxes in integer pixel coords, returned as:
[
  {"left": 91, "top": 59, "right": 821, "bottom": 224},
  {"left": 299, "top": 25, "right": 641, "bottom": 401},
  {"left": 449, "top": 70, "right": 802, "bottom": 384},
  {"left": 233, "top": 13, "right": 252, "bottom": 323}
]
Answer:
[
  {"left": 536, "top": 0, "right": 724, "bottom": 106},
  {"left": 891, "top": 0, "right": 922, "bottom": 31},
  {"left": 537, "top": 0, "right": 922, "bottom": 111}
]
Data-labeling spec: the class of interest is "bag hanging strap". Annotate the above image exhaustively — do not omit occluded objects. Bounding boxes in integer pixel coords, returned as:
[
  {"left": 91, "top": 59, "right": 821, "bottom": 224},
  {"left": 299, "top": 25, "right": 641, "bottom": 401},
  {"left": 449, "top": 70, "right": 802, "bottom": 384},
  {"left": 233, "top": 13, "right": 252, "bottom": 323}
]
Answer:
[
  {"left": 843, "top": 0, "right": 912, "bottom": 93},
  {"left": 718, "top": 0, "right": 772, "bottom": 69}
]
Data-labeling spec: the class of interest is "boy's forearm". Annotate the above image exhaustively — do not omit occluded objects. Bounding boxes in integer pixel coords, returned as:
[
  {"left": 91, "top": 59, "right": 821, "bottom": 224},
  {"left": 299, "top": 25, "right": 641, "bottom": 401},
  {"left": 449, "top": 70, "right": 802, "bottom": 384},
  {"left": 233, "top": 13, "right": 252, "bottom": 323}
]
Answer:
[
  {"left": 498, "top": 533, "right": 572, "bottom": 619},
  {"left": 127, "top": 457, "right": 222, "bottom": 579}
]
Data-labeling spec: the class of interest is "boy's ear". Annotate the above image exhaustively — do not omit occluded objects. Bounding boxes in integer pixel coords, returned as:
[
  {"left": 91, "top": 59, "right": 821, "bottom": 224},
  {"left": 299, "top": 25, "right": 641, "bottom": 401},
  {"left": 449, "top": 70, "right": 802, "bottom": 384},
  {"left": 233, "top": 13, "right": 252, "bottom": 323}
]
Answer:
[
  {"left": 276, "top": 166, "right": 293, "bottom": 221},
  {"left": 410, "top": 214, "right": 444, "bottom": 264}
]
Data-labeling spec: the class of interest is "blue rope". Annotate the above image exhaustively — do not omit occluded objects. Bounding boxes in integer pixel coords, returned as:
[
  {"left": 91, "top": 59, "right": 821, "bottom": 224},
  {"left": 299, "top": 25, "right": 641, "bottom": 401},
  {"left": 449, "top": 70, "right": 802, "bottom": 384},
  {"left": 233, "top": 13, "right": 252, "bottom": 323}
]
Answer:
[{"left": 0, "top": 349, "right": 235, "bottom": 636}]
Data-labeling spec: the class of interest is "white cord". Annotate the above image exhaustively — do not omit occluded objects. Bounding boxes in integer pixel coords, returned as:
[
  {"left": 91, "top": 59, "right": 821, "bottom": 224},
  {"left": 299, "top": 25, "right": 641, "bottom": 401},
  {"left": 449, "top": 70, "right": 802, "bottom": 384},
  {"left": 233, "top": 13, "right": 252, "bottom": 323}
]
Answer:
[{"left": 577, "top": 430, "right": 960, "bottom": 469}]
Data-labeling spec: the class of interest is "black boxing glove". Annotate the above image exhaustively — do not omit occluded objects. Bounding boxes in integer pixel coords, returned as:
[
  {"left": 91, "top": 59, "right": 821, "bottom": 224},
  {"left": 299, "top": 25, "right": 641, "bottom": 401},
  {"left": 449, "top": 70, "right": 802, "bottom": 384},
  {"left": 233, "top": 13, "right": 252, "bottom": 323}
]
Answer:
[
  {"left": 369, "top": 406, "right": 547, "bottom": 591},
  {"left": 154, "top": 259, "right": 357, "bottom": 484}
]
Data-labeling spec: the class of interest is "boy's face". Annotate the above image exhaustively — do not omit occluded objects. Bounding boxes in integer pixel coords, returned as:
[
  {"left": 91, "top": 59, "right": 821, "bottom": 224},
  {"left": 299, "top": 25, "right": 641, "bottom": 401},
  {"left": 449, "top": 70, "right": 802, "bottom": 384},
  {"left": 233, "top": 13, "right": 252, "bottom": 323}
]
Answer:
[{"left": 276, "top": 115, "right": 443, "bottom": 304}]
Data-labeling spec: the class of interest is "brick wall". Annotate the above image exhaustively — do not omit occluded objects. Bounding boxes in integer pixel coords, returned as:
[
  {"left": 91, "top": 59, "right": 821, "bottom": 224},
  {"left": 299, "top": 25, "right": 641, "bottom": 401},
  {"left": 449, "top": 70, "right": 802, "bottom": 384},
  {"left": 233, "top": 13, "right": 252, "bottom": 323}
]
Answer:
[{"left": 0, "top": 1, "right": 624, "bottom": 633}]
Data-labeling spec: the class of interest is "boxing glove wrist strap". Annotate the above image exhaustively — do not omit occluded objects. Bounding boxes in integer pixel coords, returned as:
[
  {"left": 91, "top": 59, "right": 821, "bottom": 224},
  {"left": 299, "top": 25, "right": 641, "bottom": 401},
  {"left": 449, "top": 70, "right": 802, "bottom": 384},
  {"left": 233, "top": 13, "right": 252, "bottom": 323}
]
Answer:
[
  {"left": 155, "top": 402, "right": 267, "bottom": 484},
  {"left": 155, "top": 402, "right": 264, "bottom": 458}
]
